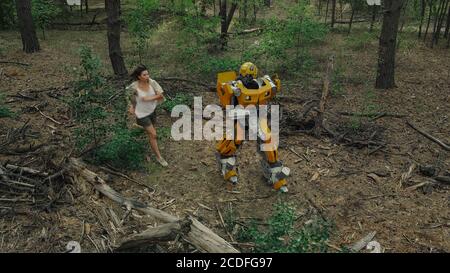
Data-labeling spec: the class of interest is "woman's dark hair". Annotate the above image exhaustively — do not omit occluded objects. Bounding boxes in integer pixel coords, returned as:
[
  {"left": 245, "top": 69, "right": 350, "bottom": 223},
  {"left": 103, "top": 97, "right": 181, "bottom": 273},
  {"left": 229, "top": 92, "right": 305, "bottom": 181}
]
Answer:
[{"left": 130, "top": 64, "right": 148, "bottom": 81}]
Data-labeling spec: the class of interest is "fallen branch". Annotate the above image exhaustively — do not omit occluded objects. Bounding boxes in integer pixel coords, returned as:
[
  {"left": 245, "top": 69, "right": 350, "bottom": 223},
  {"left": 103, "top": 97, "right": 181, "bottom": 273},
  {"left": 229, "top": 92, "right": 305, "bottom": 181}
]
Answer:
[
  {"left": 229, "top": 27, "right": 262, "bottom": 35},
  {"left": 116, "top": 218, "right": 191, "bottom": 251},
  {"left": 5, "top": 164, "right": 48, "bottom": 177},
  {"left": 405, "top": 181, "right": 431, "bottom": 191},
  {"left": 433, "top": 176, "right": 450, "bottom": 185},
  {"left": 288, "top": 147, "right": 310, "bottom": 162},
  {"left": 338, "top": 112, "right": 407, "bottom": 118},
  {"left": 98, "top": 166, "right": 155, "bottom": 192},
  {"left": 314, "top": 55, "right": 334, "bottom": 135},
  {"left": 67, "top": 158, "right": 239, "bottom": 253},
  {"left": 398, "top": 163, "right": 416, "bottom": 189},
  {"left": 0, "top": 61, "right": 30, "bottom": 66},
  {"left": 334, "top": 19, "right": 369, "bottom": 24},
  {"left": 406, "top": 121, "right": 450, "bottom": 151},
  {"left": 34, "top": 106, "right": 62, "bottom": 125},
  {"left": 350, "top": 231, "right": 377, "bottom": 252},
  {"left": 217, "top": 205, "right": 234, "bottom": 243}
]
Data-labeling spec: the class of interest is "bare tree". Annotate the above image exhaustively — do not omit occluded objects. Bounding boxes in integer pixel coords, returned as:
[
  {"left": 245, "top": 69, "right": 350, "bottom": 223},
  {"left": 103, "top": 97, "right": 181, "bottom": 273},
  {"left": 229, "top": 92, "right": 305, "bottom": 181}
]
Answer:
[
  {"left": 418, "top": 0, "right": 426, "bottom": 37},
  {"left": 331, "top": 0, "right": 336, "bottom": 28},
  {"left": 375, "top": 0, "right": 405, "bottom": 89},
  {"left": 219, "top": 0, "right": 238, "bottom": 49},
  {"left": 15, "top": 0, "right": 40, "bottom": 53},
  {"left": 105, "top": 0, "right": 127, "bottom": 77}
]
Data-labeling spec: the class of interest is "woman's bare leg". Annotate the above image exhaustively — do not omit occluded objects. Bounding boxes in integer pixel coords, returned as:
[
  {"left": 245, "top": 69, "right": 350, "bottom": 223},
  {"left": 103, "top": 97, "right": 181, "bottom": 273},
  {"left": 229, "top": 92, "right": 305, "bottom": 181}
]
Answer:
[{"left": 145, "top": 125, "right": 162, "bottom": 159}]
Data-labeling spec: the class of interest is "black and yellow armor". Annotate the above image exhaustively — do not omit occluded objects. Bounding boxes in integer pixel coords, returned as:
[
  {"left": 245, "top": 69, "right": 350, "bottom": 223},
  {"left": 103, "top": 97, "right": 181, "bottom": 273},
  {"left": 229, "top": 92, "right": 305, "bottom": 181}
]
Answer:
[{"left": 215, "top": 63, "right": 289, "bottom": 192}]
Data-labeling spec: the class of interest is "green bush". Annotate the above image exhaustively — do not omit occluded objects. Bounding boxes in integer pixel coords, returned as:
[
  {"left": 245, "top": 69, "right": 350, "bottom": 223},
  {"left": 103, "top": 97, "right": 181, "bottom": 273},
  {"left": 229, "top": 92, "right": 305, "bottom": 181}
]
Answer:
[
  {"left": 125, "top": 0, "right": 160, "bottom": 63},
  {"left": 344, "top": 31, "right": 377, "bottom": 51},
  {"left": 160, "top": 93, "right": 193, "bottom": 112},
  {"left": 0, "top": 0, "right": 16, "bottom": 30},
  {"left": 157, "top": 126, "right": 172, "bottom": 141},
  {"left": 195, "top": 57, "right": 241, "bottom": 78},
  {"left": 32, "top": 0, "right": 61, "bottom": 39},
  {"left": 238, "top": 201, "right": 332, "bottom": 253},
  {"left": 0, "top": 93, "right": 14, "bottom": 118},
  {"left": 94, "top": 127, "right": 148, "bottom": 170},
  {"left": 243, "top": 1, "right": 328, "bottom": 76},
  {"left": 67, "top": 45, "right": 150, "bottom": 171},
  {"left": 77, "top": 45, "right": 104, "bottom": 91}
]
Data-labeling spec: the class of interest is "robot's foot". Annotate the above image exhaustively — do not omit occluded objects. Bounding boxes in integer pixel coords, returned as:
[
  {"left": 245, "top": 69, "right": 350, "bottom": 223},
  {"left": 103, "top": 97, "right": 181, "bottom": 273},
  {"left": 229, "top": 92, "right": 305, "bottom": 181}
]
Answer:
[
  {"left": 225, "top": 175, "right": 238, "bottom": 191},
  {"left": 229, "top": 175, "right": 238, "bottom": 184},
  {"left": 272, "top": 178, "right": 288, "bottom": 192}
]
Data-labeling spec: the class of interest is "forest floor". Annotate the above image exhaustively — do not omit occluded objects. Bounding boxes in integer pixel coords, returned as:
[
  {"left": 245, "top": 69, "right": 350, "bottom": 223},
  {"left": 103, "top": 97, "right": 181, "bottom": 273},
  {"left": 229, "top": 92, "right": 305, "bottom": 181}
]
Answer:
[{"left": 0, "top": 9, "right": 449, "bottom": 253}]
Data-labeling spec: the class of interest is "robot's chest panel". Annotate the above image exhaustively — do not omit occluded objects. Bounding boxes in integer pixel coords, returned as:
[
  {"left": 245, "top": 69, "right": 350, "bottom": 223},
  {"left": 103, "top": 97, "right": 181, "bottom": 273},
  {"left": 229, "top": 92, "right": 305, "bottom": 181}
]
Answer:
[{"left": 235, "top": 82, "right": 273, "bottom": 106}]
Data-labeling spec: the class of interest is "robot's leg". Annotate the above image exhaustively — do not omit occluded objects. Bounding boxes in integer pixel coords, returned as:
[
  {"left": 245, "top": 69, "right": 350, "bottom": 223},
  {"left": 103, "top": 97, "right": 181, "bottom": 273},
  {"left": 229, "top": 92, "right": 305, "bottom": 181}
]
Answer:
[
  {"left": 216, "top": 122, "right": 243, "bottom": 185},
  {"left": 258, "top": 118, "right": 290, "bottom": 192}
]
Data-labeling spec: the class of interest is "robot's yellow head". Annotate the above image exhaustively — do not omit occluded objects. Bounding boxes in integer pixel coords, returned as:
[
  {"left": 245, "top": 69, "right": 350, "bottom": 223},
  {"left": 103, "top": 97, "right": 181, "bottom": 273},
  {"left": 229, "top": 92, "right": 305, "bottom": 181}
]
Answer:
[{"left": 239, "top": 62, "right": 258, "bottom": 79}]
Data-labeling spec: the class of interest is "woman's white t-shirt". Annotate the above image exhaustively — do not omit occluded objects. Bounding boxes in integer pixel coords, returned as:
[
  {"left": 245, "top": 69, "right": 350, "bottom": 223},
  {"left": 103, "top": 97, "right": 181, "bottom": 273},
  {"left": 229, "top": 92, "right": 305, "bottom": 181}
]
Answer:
[{"left": 135, "top": 84, "right": 157, "bottom": 119}]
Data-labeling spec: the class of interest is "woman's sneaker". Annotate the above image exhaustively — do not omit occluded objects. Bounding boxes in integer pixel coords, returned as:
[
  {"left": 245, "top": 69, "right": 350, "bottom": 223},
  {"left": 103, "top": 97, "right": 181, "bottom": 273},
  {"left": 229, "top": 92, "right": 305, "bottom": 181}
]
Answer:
[{"left": 156, "top": 156, "right": 168, "bottom": 167}]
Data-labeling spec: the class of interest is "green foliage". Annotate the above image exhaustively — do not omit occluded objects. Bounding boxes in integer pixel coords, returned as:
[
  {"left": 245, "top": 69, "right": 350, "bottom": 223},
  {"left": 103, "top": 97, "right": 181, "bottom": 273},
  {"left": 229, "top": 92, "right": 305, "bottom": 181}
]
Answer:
[
  {"left": 67, "top": 46, "right": 105, "bottom": 120},
  {"left": 195, "top": 57, "right": 241, "bottom": 78},
  {"left": 397, "top": 32, "right": 418, "bottom": 52},
  {"left": 125, "top": 0, "right": 160, "bottom": 62},
  {"left": 179, "top": 14, "right": 220, "bottom": 49},
  {"left": 77, "top": 45, "right": 104, "bottom": 90},
  {"left": 0, "top": 0, "right": 16, "bottom": 30},
  {"left": 157, "top": 126, "right": 172, "bottom": 141},
  {"left": 239, "top": 201, "right": 332, "bottom": 253},
  {"left": 32, "top": 0, "right": 61, "bottom": 39},
  {"left": 0, "top": 93, "right": 15, "bottom": 118},
  {"left": 73, "top": 106, "right": 109, "bottom": 149},
  {"left": 174, "top": 14, "right": 222, "bottom": 75},
  {"left": 243, "top": 1, "right": 328, "bottom": 76},
  {"left": 93, "top": 127, "right": 148, "bottom": 170},
  {"left": 349, "top": 88, "right": 379, "bottom": 131},
  {"left": 67, "top": 46, "right": 148, "bottom": 171},
  {"left": 344, "top": 31, "right": 377, "bottom": 51},
  {"left": 332, "top": 64, "right": 346, "bottom": 96},
  {"left": 160, "top": 93, "right": 193, "bottom": 112},
  {"left": 168, "top": 0, "right": 196, "bottom": 15}
]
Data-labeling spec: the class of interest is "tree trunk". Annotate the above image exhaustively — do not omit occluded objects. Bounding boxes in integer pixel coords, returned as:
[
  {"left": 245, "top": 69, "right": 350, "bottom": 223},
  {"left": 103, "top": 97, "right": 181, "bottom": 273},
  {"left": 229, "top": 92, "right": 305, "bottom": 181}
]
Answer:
[
  {"left": 325, "top": 0, "right": 330, "bottom": 23},
  {"left": 117, "top": 219, "right": 192, "bottom": 250},
  {"left": 243, "top": 0, "right": 247, "bottom": 21},
  {"left": 447, "top": 26, "right": 450, "bottom": 46},
  {"left": 418, "top": 0, "right": 426, "bottom": 37},
  {"left": 399, "top": 0, "right": 409, "bottom": 32},
  {"left": 375, "top": 0, "right": 404, "bottom": 89},
  {"left": 226, "top": 2, "right": 238, "bottom": 31},
  {"left": 331, "top": 0, "right": 336, "bottom": 28},
  {"left": 67, "top": 158, "right": 239, "bottom": 253},
  {"left": 220, "top": 0, "right": 227, "bottom": 48},
  {"left": 348, "top": 3, "right": 355, "bottom": 34},
  {"left": 105, "top": 0, "right": 127, "bottom": 77},
  {"left": 15, "top": 0, "right": 40, "bottom": 53},
  {"left": 424, "top": 0, "right": 433, "bottom": 41},
  {"left": 431, "top": 0, "right": 443, "bottom": 46},
  {"left": 444, "top": 3, "right": 450, "bottom": 37},
  {"left": 370, "top": 5, "right": 378, "bottom": 32},
  {"left": 318, "top": 0, "right": 322, "bottom": 16},
  {"left": 86, "top": 0, "right": 89, "bottom": 13},
  {"left": 253, "top": 0, "right": 257, "bottom": 22},
  {"left": 433, "top": 0, "right": 449, "bottom": 44}
]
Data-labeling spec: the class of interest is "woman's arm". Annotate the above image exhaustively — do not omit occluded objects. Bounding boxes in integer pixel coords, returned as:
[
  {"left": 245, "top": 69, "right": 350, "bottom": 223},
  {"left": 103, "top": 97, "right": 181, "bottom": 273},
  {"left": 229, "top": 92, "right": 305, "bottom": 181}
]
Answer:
[
  {"left": 142, "top": 94, "right": 163, "bottom": 101},
  {"left": 128, "top": 89, "right": 137, "bottom": 115}
]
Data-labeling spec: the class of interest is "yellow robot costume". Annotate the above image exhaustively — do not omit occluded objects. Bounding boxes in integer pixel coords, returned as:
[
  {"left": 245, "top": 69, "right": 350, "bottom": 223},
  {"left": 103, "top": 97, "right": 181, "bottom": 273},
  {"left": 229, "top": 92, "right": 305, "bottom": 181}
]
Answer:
[{"left": 215, "top": 62, "right": 290, "bottom": 193}]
